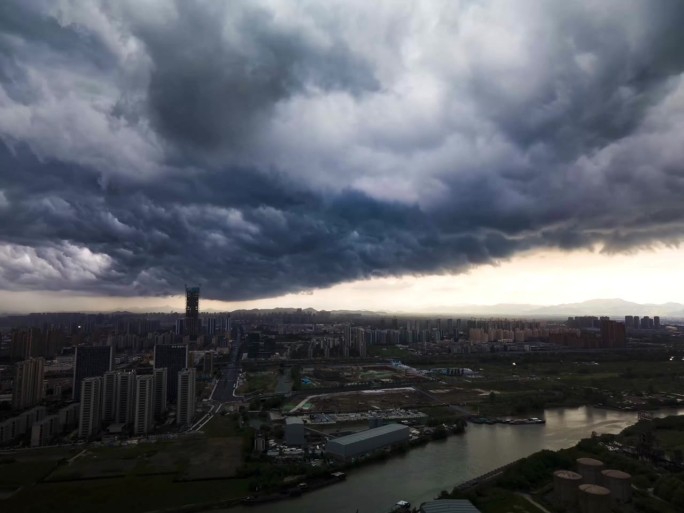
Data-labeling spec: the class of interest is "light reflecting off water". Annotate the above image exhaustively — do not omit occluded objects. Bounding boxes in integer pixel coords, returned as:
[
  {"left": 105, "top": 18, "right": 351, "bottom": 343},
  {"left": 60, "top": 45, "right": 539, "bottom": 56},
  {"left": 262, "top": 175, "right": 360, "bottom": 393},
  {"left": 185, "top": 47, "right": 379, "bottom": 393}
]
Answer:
[{"left": 219, "top": 406, "right": 683, "bottom": 513}]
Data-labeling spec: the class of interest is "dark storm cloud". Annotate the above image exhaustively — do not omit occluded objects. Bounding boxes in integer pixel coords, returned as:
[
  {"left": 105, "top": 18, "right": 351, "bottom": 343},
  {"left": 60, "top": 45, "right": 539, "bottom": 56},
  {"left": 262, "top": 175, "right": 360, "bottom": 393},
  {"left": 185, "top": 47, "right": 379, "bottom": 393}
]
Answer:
[
  {"left": 135, "top": 1, "right": 379, "bottom": 152},
  {"left": 2, "top": 0, "right": 684, "bottom": 302}
]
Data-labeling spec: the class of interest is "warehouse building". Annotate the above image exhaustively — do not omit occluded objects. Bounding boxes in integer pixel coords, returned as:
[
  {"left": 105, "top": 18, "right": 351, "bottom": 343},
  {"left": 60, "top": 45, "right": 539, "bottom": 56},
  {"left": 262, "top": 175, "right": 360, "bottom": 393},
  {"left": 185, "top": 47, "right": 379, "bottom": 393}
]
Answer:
[
  {"left": 326, "top": 423, "right": 409, "bottom": 460},
  {"left": 284, "top": 416, "right": 306, "bottom": 446}
]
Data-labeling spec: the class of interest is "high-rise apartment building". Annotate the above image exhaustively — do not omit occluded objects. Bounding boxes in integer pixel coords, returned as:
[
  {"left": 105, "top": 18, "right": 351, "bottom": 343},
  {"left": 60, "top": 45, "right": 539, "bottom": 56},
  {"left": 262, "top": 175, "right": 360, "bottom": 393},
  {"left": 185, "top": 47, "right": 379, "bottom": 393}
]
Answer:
[
  {"left": 153, "top": 367, "right": 168, "bottom": 418},
  {"left": 133, "top": 375, "right": 154, "bottom": 435},
  {"left": 73, "top": 346, "right": 112, "bottom": 401},
  {"left": 185, "top": 286, "right": 200, "bottom": 340},
  {"left": 102, "top": 371, "right": 117, "bottom": 422},
  {"left": 115, "top": 371, "right": 136, "bottom": 425},
  {"left": 202, "top": 352, "right": 213, "bottom": 376},
  {"left": 600, "top": 320, "right": 626, "bottom": 348},
  {"left": 13, "top": 357, "right": 45, "bottom": 410},
  {"left": 154, "top": 344, "right": 188, "bottom": 403},
  {"left": 78, "top": 376, "right": 102, "bottom": 439},
  {"left": 176, "top": 368, "right": 196, "bottom": 427}
]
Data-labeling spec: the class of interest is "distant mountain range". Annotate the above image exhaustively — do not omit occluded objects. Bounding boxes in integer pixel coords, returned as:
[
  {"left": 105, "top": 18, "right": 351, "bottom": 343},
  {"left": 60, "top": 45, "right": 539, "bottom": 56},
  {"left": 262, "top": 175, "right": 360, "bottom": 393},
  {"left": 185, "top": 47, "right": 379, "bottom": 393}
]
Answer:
[
  {"left": 1, "top": 298, "right": 682, "bottom": 318},
  {"left": 419, "top": 298, "right": 684, "bottom": 318}
]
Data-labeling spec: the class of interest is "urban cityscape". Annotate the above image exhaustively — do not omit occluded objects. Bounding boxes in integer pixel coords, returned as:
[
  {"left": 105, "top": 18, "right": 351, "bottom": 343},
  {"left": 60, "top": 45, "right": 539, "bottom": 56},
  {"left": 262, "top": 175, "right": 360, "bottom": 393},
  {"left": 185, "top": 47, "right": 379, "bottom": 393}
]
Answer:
[
  {"left": 2, "top": 286, "right": 684, "bottom": 512},
  {"left": 3, "top": 1, "right": 684, "bottom": 513}
]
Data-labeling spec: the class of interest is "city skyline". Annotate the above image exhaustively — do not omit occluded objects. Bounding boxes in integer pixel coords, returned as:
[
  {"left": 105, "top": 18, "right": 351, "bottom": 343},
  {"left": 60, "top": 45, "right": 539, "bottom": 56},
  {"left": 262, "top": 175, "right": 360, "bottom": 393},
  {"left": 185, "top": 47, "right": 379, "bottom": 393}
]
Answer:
[{"left": 2, "top": 2, "right": 684, "bottom": 314}]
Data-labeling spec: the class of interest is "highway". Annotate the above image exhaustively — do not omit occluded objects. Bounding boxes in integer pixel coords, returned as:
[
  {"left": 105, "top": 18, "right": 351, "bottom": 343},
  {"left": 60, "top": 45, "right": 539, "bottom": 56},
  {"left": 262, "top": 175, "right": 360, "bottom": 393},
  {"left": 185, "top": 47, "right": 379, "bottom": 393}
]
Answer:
[{"left": 210, "top": 338, "right": 244, "bottom": 403}]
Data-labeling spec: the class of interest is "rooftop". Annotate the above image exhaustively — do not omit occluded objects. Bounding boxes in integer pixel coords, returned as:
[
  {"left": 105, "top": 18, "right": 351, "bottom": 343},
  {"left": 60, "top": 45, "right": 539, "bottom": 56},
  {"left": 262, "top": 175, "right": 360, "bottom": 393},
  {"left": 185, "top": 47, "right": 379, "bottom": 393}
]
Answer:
[
  {"left": 420, "top": 499, "right": 482, "bottom": 513},
  {"left": 328, "top": 423, "right": 407, "bottom": 446}
]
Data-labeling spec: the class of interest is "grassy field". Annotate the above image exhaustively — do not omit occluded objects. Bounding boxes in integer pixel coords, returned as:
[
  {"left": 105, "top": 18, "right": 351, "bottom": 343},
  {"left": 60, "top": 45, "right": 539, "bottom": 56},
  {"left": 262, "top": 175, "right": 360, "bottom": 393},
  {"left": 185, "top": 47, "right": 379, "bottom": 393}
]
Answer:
[
  {"left": 368, "top": 345, "right": 414, "bottom": 359},
  {"left": 0, "top": 446, "right": 78, "bottom": 491},
  {"left": 237, "top": 370, "right": 278, "bottom": 395},
  {"left": 2, "top": 474, "right": 250, "bottom": 513},
  {"left": 201, "top": 413, "right": 244, "bottom": 437},
  {"left": 45, "top": 436, "right": 244, "bottom": 482},
  {"left": 0, "top": 416, "right": 250, "bottom": 512}
]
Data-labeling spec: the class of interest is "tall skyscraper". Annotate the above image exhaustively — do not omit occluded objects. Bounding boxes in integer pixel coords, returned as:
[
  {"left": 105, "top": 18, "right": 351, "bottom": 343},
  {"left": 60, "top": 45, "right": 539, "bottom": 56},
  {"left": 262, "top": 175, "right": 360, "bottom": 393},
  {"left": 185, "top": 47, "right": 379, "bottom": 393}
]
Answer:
[
  {"left": 133, "top": 375, "right": 154, "bottom": 435},
  {"left": 78, "top": 376, "right": 102, "bottom": 439},
  {"left": 654, "top": 316, "right": 661, "bottom": 328},
  {"left": 73, "top": 346, "right": 112, "bottom": 401},
  {"left": 13, "top": 357, "right": 45, "bottom": 410},
  {"left": 153, "top": 367, "right": 168, "bottom": 418},
  {"left": 185, "top": 286, "right": 200, "bottom": 340},
  {"left": 115, "top": 371, "right": 136, "bottom": 425},
  {"left": 154, "top": 344, "right": 188, "bottom": 403},
  {"left": 176, "top": 368, "right": 196, "bottom": 427}
]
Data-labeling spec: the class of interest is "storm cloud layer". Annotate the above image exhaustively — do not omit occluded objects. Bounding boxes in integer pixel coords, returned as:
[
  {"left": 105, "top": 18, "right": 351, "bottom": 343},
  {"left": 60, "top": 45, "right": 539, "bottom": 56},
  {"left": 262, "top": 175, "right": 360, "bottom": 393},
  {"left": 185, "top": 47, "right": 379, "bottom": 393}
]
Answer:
[{"left": 2, "top": 0, "right": 684, "bottom": 301}]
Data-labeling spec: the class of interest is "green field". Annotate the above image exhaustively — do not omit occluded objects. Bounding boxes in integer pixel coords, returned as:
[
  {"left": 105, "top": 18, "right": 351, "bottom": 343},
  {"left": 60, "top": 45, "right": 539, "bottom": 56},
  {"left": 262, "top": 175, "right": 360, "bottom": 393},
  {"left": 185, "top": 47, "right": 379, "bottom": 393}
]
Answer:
[
  {"left": 2, "top": 474, "right": 250, "bottom": 513},
  {"left": 237, "top": 370, "right": 278, "bottom": 395},
  {"left": 0, "top": 416, "right": 250, "bottom": 512}
]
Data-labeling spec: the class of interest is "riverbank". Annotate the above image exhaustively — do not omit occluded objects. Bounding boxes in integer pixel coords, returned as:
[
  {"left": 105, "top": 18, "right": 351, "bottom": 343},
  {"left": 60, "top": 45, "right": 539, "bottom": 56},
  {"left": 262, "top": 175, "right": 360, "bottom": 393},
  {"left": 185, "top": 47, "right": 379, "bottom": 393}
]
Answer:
[
  {"left": 441, "top": 413, "right": 684, "bottom": 512},
  {"left": 214, "top": 406, "right": 679, "bottom": 513}
]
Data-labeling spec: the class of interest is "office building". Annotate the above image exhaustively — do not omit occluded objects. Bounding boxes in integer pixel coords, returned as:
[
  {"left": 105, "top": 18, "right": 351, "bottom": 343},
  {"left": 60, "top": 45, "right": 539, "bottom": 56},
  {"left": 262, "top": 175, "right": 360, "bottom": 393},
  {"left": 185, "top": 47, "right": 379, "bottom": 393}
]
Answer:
[
  {"left": 185, "top": 286, "right": 200, "bottom": 340},
  {"left": 12, "top": 357, "right": 45, "bottom": 410},
  {"left": 78, "top": 377, "right": 103, "bottom": 439},
  {"left": 154, "top": 344, "right": 188, "bottom": 403},
  {"left": 153, "top": 367, "right": 168, "bottom": 417},
  {"left": 73, "top": 346, "right": 112, "bottom": 401},
  {"left": 176, "top": 368, "right": 196, "bottom": 426},
  {"left": 133, "top": 375, "right": 154, "bottom": 435},
  {"left": 654, "top": 316, "right": 661, "bottom": 328}
]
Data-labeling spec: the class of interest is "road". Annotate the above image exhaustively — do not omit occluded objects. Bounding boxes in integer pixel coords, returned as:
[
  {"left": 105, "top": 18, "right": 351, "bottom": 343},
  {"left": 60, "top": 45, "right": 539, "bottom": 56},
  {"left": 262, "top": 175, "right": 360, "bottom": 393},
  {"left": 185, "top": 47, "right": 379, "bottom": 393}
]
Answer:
[{"left": 211, "top": 338, "right": 244, "bottom": 403}]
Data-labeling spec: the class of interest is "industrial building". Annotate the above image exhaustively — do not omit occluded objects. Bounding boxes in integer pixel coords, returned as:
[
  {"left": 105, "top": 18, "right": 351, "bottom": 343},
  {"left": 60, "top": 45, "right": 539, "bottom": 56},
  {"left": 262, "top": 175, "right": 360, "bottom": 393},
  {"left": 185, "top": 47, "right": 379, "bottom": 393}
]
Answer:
[
  {"left": 553, "top": 470, "right": 582, "bottom": 509},
  {"left": 284, "top": 416, "right": 305, "bottom": 446},
  {"left": 420, "top": 500, "right": 482, "bottom": 513},
  {"left": 325, "top": 423, "right": 409, "bottom": 460},
  {"left": 576, "top": 457, "right": 604, "bottom": 485}
]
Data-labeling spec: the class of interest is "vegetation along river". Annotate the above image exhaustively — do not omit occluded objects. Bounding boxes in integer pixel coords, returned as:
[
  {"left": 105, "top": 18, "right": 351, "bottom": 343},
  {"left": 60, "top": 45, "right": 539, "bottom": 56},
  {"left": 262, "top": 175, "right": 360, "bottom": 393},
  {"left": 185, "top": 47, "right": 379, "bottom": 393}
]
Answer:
[{"left": 222, "top": 406, "right": 684, "bottom": 513}]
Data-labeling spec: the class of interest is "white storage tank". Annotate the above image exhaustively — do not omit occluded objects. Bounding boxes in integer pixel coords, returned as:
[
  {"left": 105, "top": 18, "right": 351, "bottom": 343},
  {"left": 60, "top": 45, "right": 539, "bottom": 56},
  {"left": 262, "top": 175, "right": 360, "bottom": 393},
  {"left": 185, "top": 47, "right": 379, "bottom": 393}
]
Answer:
[
  {"left": 601, "top": 469, "right": 632, "bottom": 504},
  {"left": 576, "top": 457, "right": 604, "bottom": 484},
  {"left": 553, "top": 470, "right": 582, "bottom": 508},
  {"left": 578, "top": 483, "right": 611, "bottom": 513}
]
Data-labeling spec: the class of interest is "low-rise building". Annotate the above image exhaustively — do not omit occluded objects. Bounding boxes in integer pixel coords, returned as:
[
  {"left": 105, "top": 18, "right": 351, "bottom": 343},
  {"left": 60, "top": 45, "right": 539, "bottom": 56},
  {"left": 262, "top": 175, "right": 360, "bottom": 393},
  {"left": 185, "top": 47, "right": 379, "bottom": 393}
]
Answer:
[
  {"left": 325, "top": 423, "right": 409, "bottom": 460},
  {"left": 284, "top": 416, "right": 305, "bottom": 446}
]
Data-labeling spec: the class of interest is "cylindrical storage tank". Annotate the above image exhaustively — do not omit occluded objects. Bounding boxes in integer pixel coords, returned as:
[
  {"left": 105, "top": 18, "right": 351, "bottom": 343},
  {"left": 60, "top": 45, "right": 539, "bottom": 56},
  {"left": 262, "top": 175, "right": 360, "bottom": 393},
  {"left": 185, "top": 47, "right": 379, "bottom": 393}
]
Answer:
[
  {"left": 553, "top": 470, "right": 583, "bottom": 508},
  {"left": 601, "top": 469, "right": 632, "bottom": 503},
  {"left": 578, "top": 484, "right": 611, "bottom": 513},
  {"left": 576, "top": 457, "right": 604, "bottom": 484}
]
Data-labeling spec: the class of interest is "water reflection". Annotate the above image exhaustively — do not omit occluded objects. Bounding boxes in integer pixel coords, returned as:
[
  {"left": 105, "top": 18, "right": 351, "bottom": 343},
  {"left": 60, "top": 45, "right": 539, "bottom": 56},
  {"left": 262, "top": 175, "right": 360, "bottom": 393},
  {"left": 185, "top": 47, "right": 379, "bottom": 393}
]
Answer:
[{"left": 219, "top": 406, "right": 682, "bottom": 513}]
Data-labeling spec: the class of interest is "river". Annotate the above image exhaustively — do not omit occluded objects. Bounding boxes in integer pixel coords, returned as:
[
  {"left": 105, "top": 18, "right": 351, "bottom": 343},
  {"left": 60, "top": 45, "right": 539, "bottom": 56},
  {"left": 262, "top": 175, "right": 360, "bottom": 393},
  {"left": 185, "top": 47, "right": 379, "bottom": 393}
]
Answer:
[{"left": 221, "top": 406, "right": 683, "bottom": 513}]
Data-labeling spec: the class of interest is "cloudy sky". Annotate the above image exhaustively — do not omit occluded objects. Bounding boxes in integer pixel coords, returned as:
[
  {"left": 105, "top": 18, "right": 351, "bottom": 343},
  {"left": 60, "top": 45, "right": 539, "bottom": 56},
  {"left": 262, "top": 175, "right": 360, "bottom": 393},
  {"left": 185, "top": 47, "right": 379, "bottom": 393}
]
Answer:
[{"left": 2, "top": 0, "right": 684, "bottom": 313}]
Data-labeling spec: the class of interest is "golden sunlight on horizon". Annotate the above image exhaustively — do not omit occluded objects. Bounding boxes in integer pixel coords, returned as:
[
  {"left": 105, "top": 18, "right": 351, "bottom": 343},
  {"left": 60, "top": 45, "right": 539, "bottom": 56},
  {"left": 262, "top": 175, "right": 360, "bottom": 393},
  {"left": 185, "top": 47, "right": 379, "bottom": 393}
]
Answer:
[{"left": 4, "top": 245, "right": 682, "bottom": 314}]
